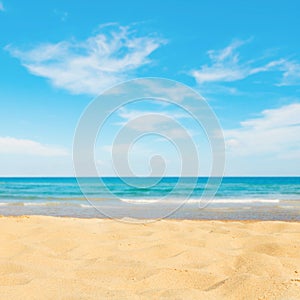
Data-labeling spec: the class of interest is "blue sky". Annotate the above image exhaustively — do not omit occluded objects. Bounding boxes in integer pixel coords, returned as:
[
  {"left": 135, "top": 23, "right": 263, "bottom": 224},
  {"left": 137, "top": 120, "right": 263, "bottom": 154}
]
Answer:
[{"left": 0, "top": 0, "right": 299, "bottom": 176}]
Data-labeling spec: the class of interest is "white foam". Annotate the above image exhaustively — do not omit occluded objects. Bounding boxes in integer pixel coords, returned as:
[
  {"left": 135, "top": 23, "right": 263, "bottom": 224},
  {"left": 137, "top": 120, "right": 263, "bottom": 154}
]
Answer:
[
  {"left": 119, "top": 198, "right": 281, "bottom": 205},
  {"left": 80, "top": 204, "right": 93, "bottom": 208},
  {"left": 24, "top": 202, "right": 62, "bottom": 207},
  {"left": 207, "top": 198, "right": 280, "bottom": 204},
  {"left": 24, "top": 202, "right": 40, "bottom": 206},
  {"left": 120, "top": 198, "right": 161, "bottom": 204}
]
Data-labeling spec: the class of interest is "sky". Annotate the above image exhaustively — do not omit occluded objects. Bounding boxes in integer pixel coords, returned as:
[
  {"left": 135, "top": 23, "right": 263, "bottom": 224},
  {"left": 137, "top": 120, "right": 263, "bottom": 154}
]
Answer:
[{"left": 0, "top": 0, "right": 299, "bottom": 176}]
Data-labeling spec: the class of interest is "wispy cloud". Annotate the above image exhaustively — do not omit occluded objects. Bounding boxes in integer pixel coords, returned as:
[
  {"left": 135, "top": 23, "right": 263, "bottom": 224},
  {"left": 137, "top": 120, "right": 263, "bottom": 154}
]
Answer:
[
  {"left": 6, "top": 24, "right": 166, "bottom": 95},
  {"left": 0, "top": 2, "right": 5, "bottom": 11},
  {"left": 118, "top": 106, "right": 188, "bottom": 122},
  {"left": 116, "top": 106, "right": 194, "bottom": 138},
  {"left": 279, "top": 61, "right": 300, "bottom": 86},
  {"left": 53, "top": 9, "right": 68, "bottom": 22},
  {"left": 191, "top": 39, "right": 300, "bottom": 86},
  {"left": 135, "top": 78, "right": 199, "bottom": 103},
  {"left": 0, "top": 137, "right": 69, "bottom": 156},
  {"left": 225, "top": 103, "right": 300, "bottom": 158}
]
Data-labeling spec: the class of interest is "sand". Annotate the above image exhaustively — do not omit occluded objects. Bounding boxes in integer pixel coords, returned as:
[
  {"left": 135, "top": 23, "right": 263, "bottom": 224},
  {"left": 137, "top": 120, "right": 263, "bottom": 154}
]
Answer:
[{"left": 0, "top": 216, "right": 299, "bottom": 299}]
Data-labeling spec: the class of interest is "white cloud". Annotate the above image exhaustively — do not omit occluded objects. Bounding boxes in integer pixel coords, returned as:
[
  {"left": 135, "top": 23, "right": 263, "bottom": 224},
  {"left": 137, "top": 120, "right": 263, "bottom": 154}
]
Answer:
[
  {"left": 53, "top": 9, "right": 68, "bottom": 22},
  {"left": 0, "top": 137, "right": 69, "bottom": 156},
  {"left": 6, "top": 24, "right": 165, "bottom": 95},
  {"left": 118, "top": 107, "right": 188, "bottom": 122},
  {"left": 116, "top": 107, "right": 195, "bottom": 138},
  {"left": 191, "top": 39, "right": 299, "bottom": 85},
  {"left": 279, "top": 61, "right": 300, "bottom": 86},
  {"left": 225, "top": 103, "right": 300, "bottom": 158},
  {"left": 135, "top": 78, "right": 199, "bottom": 103},
  {"left": 192, "top": 40, "right": 249, "bottom": 83},
  {"left": 0, "top": 2, "right": 4, "bottom": 11}
]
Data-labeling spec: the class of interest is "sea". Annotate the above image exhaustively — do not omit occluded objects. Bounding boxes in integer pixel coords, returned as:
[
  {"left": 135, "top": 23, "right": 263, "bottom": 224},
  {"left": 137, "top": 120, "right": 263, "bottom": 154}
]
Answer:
[{"left": 0, "top": 177, "right": 299, "bottom": 221}]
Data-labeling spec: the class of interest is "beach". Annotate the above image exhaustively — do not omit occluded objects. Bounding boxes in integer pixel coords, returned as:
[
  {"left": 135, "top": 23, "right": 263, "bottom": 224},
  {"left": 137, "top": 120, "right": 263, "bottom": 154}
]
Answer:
[
  {"left": 2, "top": 0, "right": 300, "bottom": 298},
  {"left": 0, "top": 216, "right": 299, "bottom": 299}
]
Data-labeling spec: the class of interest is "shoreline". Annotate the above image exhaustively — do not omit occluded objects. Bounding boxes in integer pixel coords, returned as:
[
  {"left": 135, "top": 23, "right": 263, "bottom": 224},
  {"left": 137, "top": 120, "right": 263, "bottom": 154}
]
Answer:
[{"left": 1, "top": 213, "right": 300, "bottom": 223}]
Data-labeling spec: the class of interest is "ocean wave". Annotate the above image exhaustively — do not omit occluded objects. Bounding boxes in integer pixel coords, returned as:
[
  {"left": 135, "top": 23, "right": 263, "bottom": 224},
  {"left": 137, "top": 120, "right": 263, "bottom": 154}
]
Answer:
[
  {"left": 206, "top": 198, "right": 281, "bottom": 204},
  {"left": 118, "top": 198, "right": 281, "bottom": 205},
  {"left": 23, "top": 202, "right": 62, "bottom": 207},
  {"left": 80, "top": 204, "right": 93, "bottom": 208},
  {"left": 0, "top": 201, "right": 75, "bottom": 207},
  {"left": 120, "top": 198, "right": 162, "bottom": 204},
  {"left": 0, "top": 198, "right": 291, "bottom": 209}
]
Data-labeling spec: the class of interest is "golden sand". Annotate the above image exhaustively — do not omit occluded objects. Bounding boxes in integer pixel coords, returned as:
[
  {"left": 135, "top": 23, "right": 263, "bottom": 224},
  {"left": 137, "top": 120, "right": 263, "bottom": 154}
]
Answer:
[{"left": 0, "top": 216, "right": 299, "bottom": 299}]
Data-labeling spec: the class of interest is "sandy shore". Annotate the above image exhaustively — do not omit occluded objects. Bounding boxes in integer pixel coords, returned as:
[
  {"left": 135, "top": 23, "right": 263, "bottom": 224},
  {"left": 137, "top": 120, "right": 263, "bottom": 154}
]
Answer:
[{"left": 0, "top": 216, "right": 299, "bottom": 299}]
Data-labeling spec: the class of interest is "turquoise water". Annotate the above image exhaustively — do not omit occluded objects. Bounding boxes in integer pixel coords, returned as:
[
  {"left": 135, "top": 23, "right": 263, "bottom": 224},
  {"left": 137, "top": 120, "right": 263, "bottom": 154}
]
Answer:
[{"left": 0, "top": 177, "right": 299, "bottom": 220}]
